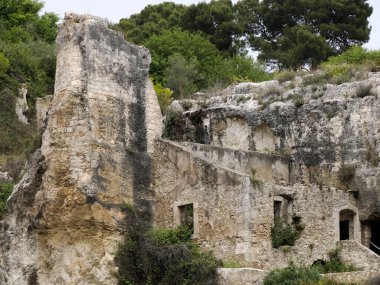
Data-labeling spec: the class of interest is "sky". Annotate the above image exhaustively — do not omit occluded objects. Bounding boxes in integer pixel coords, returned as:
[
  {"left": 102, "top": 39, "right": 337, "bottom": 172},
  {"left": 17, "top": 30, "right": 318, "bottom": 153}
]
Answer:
[{"left": 41, "top": 0, "right": 379, "bottom": 50}]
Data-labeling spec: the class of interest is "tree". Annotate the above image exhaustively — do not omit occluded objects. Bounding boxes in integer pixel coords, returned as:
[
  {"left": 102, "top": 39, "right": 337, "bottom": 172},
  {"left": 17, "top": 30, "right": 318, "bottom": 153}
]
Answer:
[
  {"left": 143, "top": 29, "right": 223, "bottom": 89},
  {"left": 236, "top": 0, "right": 373, "bottom": 69},
  {"left": 0, "top": 52, "right": 9, "bottom": 77},
  {"left": 0, "top": 0, "right": 58, "bottom": 43},
  {"left": 181, "top": 0, "right": 241, "bottom": 55},
  {"left": 165, "top": 54, "right": 198, "bottom": 98},
  {"left": 117, "top": 2, "right": 186, "bottom": 45}
]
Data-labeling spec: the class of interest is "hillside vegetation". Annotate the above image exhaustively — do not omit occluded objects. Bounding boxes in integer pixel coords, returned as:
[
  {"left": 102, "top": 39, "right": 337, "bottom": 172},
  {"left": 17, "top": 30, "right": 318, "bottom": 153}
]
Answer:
[
  {"left": 0, "top": 0, "right": 377, "bottom": 170},
  {"left": 0, "top": 0, "right": 57, "bottom": 163}
]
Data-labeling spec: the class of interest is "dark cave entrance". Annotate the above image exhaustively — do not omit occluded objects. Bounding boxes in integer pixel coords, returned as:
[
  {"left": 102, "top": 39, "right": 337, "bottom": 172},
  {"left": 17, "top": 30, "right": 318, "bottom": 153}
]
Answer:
[
  {"left": 340, "top": 220, "right": 350, "bottom": 240},
  {"left": 339, "top": 209, "right": 356, "bottom": 240},
  {"left": 370, "top": 220, "right": 380, "bottom": 255}
]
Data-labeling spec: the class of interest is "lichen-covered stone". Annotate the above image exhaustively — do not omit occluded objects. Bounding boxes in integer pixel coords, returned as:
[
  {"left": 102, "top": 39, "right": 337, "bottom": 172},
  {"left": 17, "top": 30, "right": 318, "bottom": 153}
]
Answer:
[{"left": 0, "top": 13, "right": 161, "bottom": 284}]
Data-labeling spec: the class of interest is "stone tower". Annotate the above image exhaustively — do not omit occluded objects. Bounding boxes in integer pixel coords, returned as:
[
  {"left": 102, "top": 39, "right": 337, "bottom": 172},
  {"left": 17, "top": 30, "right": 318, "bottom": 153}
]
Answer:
[{"left": 0, "top": 13, "right": 162, "bottom": 284}]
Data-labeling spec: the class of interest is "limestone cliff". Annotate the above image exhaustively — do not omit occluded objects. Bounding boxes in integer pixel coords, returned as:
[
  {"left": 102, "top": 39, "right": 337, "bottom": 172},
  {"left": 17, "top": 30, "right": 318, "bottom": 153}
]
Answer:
[
  {"left": 167, "top": 73, "right": 380, "bottom": 225},
  {"left": 0, "top": 13, "right": 162, "bottom": 284}
]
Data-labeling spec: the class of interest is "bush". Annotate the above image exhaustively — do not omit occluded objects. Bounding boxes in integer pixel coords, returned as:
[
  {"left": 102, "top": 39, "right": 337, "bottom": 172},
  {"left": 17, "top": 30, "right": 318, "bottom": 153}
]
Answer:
[
  {"left": 154, "top": 83, "right": 173, "bottom": 115},
  {"left": 302, "top": 73, "right": 331, "bottom": 86},
  {"left": 271, "top": 219, "right": 302, "bottom": 248},
  {"left": 290, "top": 93, "right": 304, "bottom": 108},
  {"left": 115, "top": 207, "right": 220, "bottom": 285},
  {"left": 0, "top": 52, "right": 9, "bottom": 77},
  {"left": 264, "top": 262, "right": 320, "bottom": 285},
  {"left": 264, "top": 262, "right": 357, "bottom": 285},
  {"left": 312, "top": 247, "right": 356, "bottom": 273},
  {"left": 320, "top": 46, "right": 380, "bottom": 85},
  {"left": 275, "top": 71, "right": 297, "bottom": 83},
  {"left": 163, "top": 110, "right": 183, "bottom": 138},
  {"left": 181, "top": 100, "right": 193, "bottom": 111},
  {"left": 0, "top": 182, "right": 13, "bottom": 217}
]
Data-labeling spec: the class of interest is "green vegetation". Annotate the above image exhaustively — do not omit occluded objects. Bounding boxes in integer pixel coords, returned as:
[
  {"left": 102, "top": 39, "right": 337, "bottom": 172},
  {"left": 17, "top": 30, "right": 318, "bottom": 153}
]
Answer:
[
  {"left": 290, "top": 93, "right": 304, "bottom": 108},
  {"left": 0, "top": 0, "right": 58, "bottom": 170},
  {"left": 264, "top": 260, "right": 357, "bottom": 285},
  {"left": 237, "top": 0, "right": 372, "bottom": 69},
  {"left": 115, "top": 0, "right": 374, "bottom": 105},
  {"left": 271, "top": 218, "right": 303, "bottom": 248},
  {"left": 115, "top": 206, "right": 221, "bottom": 285},
  {"left": 154, "top": 83, "right": 173, "bottom": 115},
  {"left": 222, "top": 260, "right": 241, "bottom": 268},
  {"left": 163, "top": 110, "right": 182, "bottom": 138},
  {"left": 250, "top": 168, "right": 264, "bottom": 188},
  {"left": 312, "top": 247, "right": 357, "bottom": 274},
  {"left": 264, "top": 263, "right": 320, "bottom": 285},
  {"left": 0, "top": 182, "right": 13, "bottom": 217}
]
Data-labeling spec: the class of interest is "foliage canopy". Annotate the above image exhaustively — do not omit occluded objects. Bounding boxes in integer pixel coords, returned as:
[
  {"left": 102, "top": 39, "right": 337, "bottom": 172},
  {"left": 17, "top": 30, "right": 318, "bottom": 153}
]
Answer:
[{"left": 236, "top": 0, "right": 373, "bottom": 69}]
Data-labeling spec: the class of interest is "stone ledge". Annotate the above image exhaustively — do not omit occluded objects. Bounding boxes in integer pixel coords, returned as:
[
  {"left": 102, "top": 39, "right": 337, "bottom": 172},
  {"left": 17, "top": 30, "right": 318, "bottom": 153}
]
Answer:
[{"left": 217, "top": 268, "right": 268, "bottom": 285}]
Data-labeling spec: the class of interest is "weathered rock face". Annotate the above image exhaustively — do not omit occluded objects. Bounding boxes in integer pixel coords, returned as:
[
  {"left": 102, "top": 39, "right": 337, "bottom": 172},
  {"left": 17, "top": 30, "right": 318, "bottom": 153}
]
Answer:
[
  {"left": 167, "top": 73, "right": 380, "bottom": 222},
  {"left": 15, "top": 85, "right": 29, "bottom": 124},
  {"left": 0, "top": 13, "right": 162, "bottom": 284}
]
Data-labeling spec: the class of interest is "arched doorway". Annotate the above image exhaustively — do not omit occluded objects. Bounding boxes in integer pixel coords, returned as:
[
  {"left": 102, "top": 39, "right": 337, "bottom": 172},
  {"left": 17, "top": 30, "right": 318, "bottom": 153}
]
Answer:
[
  {"left": 339, "top": 209, "right": 356, "bottom": 240},
  {"left": 334, "top": 206, "right": 361, "bottom": 242}
]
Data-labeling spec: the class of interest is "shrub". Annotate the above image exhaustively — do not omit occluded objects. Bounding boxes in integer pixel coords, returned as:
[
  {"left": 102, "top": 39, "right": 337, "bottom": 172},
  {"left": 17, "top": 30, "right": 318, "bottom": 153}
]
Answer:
[
  {"left": 275, "top": 71, "right": 296, "bottom": 83},
  {"left": 271, "top": 219, "right": 302, "bottom": 248},
  {"left": 163, "top": 110, "right": 182, "bottom": 138},
  {"left": 0, "top": 52, "right": 9, "bottom": 77},
  {"left": 302, "top": 73, "right": 330, "bottom": 86},
  {"left": 321, "top": 46, "right": 380, "bottom": 84},
  {"left": 0, "top": 182, "right": 13, "bottom": 217},
  {"left": 237, "top": 95, "right": 250, "bottom": 104},
  {"left": 312, "top": 247, "right": 357, "bottom": 273},
  {"left": 154, "top": 83, "right": 173, "bottom": 115},
  {"left": 115, "top": 207, "right": 220, "bottom": 285},
  {"left": 290, "top": 93, "right": 304, "bottom": 108},
  {"left": 181, "top": 100, "right": 193, "bottom": 111},
  {"left": 222, "top": 260, "right": 241, "bottom": 268},
  {"left": 264, "top": 262, "right": 357, "bottom": 285},
  {"left": 264, "top": 262, "right": 320, "bottom": 285}
]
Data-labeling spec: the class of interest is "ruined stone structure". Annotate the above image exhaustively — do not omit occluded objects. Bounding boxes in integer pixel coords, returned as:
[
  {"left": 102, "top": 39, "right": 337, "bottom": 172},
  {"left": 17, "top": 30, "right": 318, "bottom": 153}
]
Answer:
[
  {"left": 158, "top": 74, "right": 380, "bottom": 283},
  {"left": 0, "top": 12, "right": 379, "bottom": 285},
  {"left": 0, "top": 13, "right": 161, "bottom": 284}
]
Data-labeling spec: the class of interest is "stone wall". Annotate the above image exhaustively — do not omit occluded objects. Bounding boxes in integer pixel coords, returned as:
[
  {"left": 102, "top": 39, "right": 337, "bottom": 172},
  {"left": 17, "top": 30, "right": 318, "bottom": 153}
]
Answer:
[
  {"left": 153, "top": 140, "right": 256, "bottom": 264},
  {"left": 167, "top": 73, "right": 380, "bottom": 230},
  {"left": 0, "top": 13, "right": 162, "bottom": 284},
  {"left": 152, "top": 140, "right": 360, "bottom": 270},
  {"left": 323, "top": 271, "right": 380, "bottom": 284},
  {"left": 338, "top": 240, "right": 380, "bottom": 271},
  {"left": 179, "top": 141, "right": 289, "bottom": 185},
  {"left": 217, "top": 268, "right": 268, "bottom": 285}
]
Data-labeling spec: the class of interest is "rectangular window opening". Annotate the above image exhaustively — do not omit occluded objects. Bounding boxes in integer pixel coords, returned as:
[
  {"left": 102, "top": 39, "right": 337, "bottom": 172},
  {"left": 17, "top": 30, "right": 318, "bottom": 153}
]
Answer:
[{"left": 179, "top": 204, "right": 194, "bottom": 234}]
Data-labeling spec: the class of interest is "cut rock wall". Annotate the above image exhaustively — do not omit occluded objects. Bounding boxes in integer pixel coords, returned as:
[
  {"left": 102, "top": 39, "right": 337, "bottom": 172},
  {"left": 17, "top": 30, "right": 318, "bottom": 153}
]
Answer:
[
  {"left": 0, "top": 13, "right": 162, "bottom": 284},
  {"left": 168, "top": 73, "right": 380, "bottom": 222},
  {"left": 152, "top": 140, "right": 359, "bottom": 270}
]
